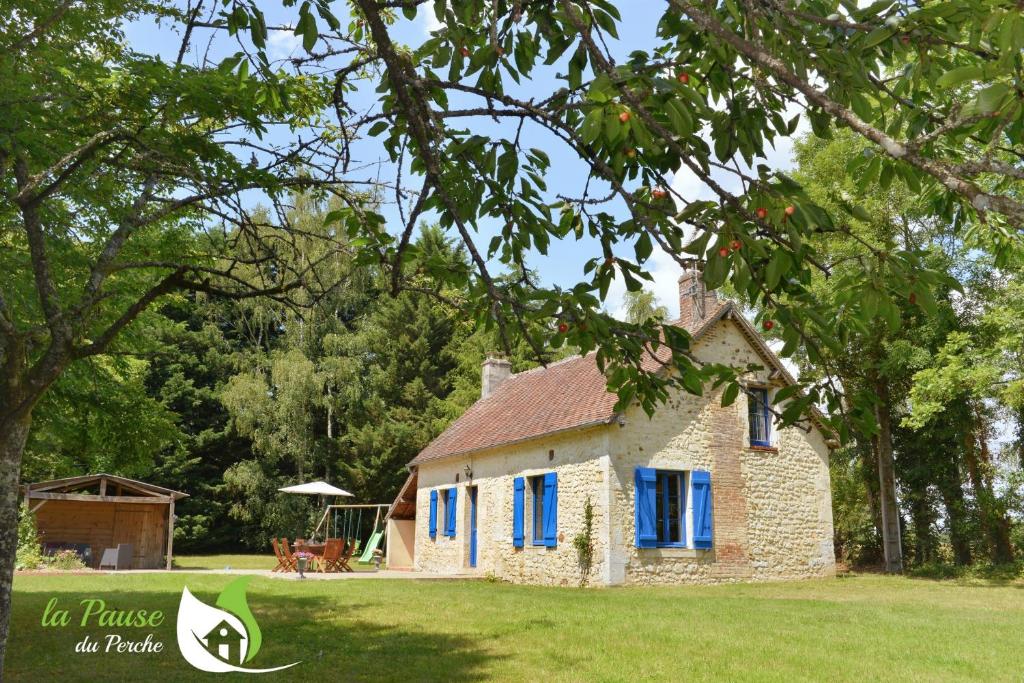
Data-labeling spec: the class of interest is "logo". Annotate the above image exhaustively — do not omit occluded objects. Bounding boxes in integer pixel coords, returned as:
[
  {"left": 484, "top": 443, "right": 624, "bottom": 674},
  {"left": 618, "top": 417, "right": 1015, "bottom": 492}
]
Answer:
[{"left": 176, "top": 577, "right": 300, "bottom": 673}]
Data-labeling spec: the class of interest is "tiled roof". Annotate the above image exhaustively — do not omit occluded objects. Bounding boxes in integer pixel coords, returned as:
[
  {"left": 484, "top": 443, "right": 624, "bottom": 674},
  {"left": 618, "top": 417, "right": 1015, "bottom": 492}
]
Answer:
[{"left": 410, "top": 299, "right": 731, "bottom": 465}]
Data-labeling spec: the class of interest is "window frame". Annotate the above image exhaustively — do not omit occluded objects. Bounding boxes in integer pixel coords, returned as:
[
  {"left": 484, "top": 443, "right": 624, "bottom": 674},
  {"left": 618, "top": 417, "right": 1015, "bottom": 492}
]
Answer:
[
  {"left": 748, "top": 387, "right": 773, "bottom": 448},
  {"left": 529, "top": 475, "right": 545, "bottom": 546},
  {"left": 654, "top": 470, "right": 687, "bottom": 548},
  {"left": 442, "top": 487, "right": 457, "bottom": 537}
]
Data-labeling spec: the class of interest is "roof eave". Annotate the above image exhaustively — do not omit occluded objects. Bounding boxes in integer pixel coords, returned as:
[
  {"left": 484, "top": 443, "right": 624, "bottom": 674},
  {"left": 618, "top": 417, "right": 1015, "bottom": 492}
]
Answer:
[{"left": 409, "top": 414, "right": 618, "bottom": 467}]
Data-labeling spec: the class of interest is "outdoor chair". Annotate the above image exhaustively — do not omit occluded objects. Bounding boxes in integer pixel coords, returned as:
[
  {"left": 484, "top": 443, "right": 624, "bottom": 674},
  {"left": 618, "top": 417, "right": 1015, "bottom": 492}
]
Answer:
[
  {"left": 318, "top": 538, "right": 344, "bottom": 572},
  {"left": 98, "top": 543, "right": 133, "bottom": 571},
  {"left": 335, "top": 538, "right": 357, "bottom": 573},
  {"left": 280, "top": 538, "right": 300, "bottom": 573},
  {"left": 271, "top": 538, "right": 294, "bottom": 572}
]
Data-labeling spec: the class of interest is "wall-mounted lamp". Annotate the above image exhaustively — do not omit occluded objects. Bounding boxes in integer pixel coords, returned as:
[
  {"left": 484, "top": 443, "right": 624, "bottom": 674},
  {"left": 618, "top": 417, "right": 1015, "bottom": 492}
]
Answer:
[
  {"left": 463, "top": 464, "right": 473, "bottom": 481},
  {"left": 617, "top": 415, "right": 627, "bottom": 428}
]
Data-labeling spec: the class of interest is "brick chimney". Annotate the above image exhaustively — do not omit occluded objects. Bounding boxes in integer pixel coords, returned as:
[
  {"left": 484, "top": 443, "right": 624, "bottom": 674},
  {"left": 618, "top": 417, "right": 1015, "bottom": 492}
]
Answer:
[
  {"left": 678, "top": 265, "right": 719, "bottom": 329},
  {"left": 481, "top": 356, "right": 512, "bottom": 399}
]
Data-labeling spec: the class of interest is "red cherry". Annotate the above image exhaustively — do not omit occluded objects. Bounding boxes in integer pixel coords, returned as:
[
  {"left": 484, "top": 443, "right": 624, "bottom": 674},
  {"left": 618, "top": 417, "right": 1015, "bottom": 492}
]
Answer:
[
  {"left": 755, "top": 207, "right": 768, "bottom": 220},
  {"left": 730, "top": 240, "right": 742, "bottom": 251},
  {"left": 909, "top": 293, "right": 917, "bottom": 305},
  {"left": 762, "top": 319, "right": 775, "bottom": 331},
  {"left": 718, "top": 246, "right": 730, "bottom": 258},
  {"left": 460, "top": 46, "right": 470, "bottom": 57},
  {"left": 784, "top": 205, "right": 796, "bottom": 216},
  {"left": 619, "top": 111, "right": 631, "bottom": 123},
  {"left": 900, "top": 35, "right": 911, "bottom": 45},
  {"left": 558, "top": 322, "right": 569, "bottom": 334},
  {"left": 652, "top": 188, "right": 667, "bottom": 199},
  {"left": 677, "top": 72, "right": 690, "bottom": 84}
]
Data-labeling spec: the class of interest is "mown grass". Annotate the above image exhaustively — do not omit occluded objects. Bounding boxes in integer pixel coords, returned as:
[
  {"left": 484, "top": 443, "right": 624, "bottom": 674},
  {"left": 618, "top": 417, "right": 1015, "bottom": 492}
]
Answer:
[{"left": 7, "top": 572, "right": 1023, "bottom": 682}]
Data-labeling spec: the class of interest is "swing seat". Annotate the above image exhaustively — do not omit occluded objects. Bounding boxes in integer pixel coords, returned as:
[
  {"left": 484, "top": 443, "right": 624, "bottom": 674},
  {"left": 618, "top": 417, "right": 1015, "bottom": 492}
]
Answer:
[{"left": 358, "top": 531, "right": 384, "bottom": 563}]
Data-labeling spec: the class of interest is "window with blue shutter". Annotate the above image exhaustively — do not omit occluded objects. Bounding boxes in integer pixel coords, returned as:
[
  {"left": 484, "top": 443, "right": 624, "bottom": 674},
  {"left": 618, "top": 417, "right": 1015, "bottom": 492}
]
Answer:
[
  {"left": 428, "top": 489, "right": 438, "bottom": 539},
  {"left": 529, "top": 476, "right": 545, "bottom": 545},
  {"left": 638, "top": 468, "right": 702, "bottom": 548},
  {"left": 634, "top": 467, "right": 658, "bottom": 548},
  {"left": 512, "top": 477, "right": 525, "bottom": 548},
  {"left": 692, "top": 470, "right": 714, "bottom": 549},
  {"left": 657, "top": 471, "right": 686, "bottom": 547},
  {"left": 748, "top": 388, "right": 772, "bottom": 447},
  {"left": 542, "top": 472, "right": 558, "bottom": 547},
  {"left": 444, "top": 487, "right": 457, "bottom": 537}
]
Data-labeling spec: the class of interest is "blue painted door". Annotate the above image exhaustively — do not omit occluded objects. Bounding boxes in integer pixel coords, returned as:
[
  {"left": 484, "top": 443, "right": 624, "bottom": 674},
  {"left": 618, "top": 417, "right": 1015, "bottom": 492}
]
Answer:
[{"left": 469, "top": 486, "right": 478, "bottom": 568}]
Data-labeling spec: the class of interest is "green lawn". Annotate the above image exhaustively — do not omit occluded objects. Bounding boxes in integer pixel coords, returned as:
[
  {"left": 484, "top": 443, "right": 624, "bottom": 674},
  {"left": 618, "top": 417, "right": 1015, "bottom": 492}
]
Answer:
[{"left": 7, "top": 572, "right": 1023, "bottom": 681}]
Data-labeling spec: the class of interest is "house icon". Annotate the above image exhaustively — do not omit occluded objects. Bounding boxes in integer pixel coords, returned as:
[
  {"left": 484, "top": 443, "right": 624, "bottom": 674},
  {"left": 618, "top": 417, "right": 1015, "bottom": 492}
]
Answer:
[{"left": 202, "top": 619, "right": 246, "bottom": 664}]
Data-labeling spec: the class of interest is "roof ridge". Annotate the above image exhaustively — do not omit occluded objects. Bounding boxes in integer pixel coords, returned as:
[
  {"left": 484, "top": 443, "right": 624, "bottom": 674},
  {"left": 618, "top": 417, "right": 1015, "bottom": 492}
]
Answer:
[{"left": 507, "top": 352, "right": 593, "bottom": 378}]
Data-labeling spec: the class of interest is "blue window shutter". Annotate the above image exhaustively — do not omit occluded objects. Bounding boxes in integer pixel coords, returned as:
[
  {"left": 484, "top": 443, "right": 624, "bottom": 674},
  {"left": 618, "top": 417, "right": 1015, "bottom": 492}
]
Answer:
[
  {"left": 446, "top": 488, "right": 457, "bottom": 537},
  {"left": 512, "top": 477, "right": 525, "bottom": 548},
  {"left": 429, "top": 490, "right": 438, "bottom": 539},
  {"left": 634, "top": 467, "right": 657, "bottom": 548},
  {"left": 692, "top": 470, "right": 713, "bottom": 549},
  {"left": 543, "top": 472, "right": 558, "bottom": 547}
]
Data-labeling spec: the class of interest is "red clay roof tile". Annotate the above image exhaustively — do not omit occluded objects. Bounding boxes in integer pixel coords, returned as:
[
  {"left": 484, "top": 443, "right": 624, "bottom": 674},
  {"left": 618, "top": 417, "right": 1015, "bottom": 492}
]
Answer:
[{"left": 410, "top": 299, "right": 732, "bottom": 465}]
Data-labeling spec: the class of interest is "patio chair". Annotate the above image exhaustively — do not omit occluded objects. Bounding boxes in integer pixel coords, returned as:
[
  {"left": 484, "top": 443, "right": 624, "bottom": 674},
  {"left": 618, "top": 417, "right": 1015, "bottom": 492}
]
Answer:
[
  {"left": 98, "top": 543, "right": 133, "bottom": 571},
  {"left": 271, "top": 538, "right": 294, "bottom": 572},
  {"left": 318, "top": 538, "right": 345, "bottom": 573},
  {"left": 280, "top": 538, "right": 299, "bottom": 573},
  {"left": 335, "top": 538, "right": 357, "bottom": 573}
]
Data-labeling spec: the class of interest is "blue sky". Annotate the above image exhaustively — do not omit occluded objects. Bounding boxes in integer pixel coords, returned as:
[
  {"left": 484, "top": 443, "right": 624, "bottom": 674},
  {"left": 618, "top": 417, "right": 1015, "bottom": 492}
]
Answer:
[{"left": 124, "top": 2, "right": 804, "bottom": 321}]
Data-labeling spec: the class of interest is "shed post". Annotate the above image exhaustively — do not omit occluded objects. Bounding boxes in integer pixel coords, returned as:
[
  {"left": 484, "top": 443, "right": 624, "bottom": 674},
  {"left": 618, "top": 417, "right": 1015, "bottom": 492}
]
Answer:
[{"left": 165, "top": 499, "right": 175, "bottom": 570}]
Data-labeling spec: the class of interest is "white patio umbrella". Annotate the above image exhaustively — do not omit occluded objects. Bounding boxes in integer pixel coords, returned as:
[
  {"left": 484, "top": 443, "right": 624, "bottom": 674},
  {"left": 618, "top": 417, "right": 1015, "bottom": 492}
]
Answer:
[
  {"left": 278, "top": 481, "right": 353, "bottom": 497},
  {"left": 278, "top": 481, "right": 353, "bottom": 540}
]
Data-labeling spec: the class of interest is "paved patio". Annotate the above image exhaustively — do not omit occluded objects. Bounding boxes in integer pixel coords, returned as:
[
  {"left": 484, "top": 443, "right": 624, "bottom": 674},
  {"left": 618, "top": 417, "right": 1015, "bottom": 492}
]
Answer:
[{"left": 104, "top": 568, "right": 478, "bottom": 580}]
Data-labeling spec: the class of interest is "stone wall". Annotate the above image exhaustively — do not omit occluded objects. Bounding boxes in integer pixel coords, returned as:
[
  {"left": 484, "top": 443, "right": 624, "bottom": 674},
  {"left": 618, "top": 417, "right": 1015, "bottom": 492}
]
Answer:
[
  {"left": 411, "top": 316, "right": 835, "bottom": 586},
  {"left": 414, "top": 426, "right": 612, "bottom": 586},
  {"left": 607, "top": 317, "right": 835, "bottom": 585}
]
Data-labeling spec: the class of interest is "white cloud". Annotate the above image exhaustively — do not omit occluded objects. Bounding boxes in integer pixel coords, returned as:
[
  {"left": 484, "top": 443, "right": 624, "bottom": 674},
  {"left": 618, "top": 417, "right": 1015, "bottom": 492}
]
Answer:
[
  {"left": 607, "top": 244, "right": 685, "bottom": 321},
  {"left": 268, "top": 28, "right": 302, "bottom": 60},
  {"left": 419, "top": 4, "right": 445, "bottom": 35}
]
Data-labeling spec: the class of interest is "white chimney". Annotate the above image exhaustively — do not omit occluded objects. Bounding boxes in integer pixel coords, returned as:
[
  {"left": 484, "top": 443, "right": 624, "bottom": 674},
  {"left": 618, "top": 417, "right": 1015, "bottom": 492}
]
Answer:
[{"left": 481, "top": 356, "right": 512, "bottom": 399}]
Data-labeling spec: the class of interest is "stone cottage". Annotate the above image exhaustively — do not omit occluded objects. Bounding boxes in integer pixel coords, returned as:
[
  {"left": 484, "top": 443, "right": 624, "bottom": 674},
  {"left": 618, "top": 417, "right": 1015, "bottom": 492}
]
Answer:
[{"left": 386, "top": 270, "right": 837, "bottom": 585}]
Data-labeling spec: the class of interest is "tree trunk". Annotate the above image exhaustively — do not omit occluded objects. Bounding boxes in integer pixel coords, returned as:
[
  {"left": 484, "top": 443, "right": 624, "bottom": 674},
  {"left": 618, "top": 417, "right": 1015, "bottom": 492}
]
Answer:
[
  {"left": 936, "top": 466, "right": 972, "bottom": 566},
  {"left": 873, "top": 380, "right": 903, "bottom": 573},
  {"left": 964, "top": 411, "right": 1015, "bottom": 564},
  {"left": 0, "top": 410, "right": 31, "bottom": 680},
  {"left": 858, "top": 443, "right": 885, "bottom": 565},
  {"left": 975, "top": 414, "right": 1014, "bottom": 564}
]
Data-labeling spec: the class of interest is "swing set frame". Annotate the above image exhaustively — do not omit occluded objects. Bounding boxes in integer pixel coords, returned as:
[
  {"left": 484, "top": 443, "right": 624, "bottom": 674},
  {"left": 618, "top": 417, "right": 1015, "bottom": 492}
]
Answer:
[{"left": 313, "top": 503, "right": 390, "bottom": 564}]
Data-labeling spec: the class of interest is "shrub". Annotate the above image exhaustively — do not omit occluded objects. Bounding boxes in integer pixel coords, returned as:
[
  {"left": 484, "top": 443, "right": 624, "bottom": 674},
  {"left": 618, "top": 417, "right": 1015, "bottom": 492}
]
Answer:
[
  {"left": 572, "top": 498, "right": 594, "bottom": 587},
  {"left": 47, "top": 549, "right": 87, "bottom": 571},
  {"left": 15, "top": 502, "right": 44, "bottom": 570}
]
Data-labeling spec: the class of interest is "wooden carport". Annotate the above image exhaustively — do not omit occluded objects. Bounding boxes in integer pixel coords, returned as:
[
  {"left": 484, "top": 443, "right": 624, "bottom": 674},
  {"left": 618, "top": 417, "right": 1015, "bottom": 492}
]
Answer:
[{"left": 22, "top": 474, "right": 188, "bottom": 570}]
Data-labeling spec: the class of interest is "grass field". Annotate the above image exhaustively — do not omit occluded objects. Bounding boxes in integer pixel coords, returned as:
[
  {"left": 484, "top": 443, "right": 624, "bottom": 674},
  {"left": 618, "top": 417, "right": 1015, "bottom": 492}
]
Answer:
[{"left": 7, "top": 568, "right": 1024, "bottom": 682}]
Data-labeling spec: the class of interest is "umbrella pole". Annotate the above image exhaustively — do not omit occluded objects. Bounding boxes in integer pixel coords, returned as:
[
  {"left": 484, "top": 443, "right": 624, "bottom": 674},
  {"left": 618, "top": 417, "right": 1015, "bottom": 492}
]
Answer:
[{"left": 313, "top": 502, "right": 330, "bottom": 539}]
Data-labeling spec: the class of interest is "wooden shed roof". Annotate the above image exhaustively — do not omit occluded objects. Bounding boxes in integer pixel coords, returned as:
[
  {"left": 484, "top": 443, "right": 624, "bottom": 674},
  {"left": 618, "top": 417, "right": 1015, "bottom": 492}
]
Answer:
[{"left": 23, "top": 473, "right": 188, "bottom": 502}]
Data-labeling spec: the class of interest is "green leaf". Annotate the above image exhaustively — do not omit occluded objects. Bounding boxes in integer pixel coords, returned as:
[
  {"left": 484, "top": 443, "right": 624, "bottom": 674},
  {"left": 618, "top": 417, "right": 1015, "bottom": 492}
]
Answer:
[
  {"left": 635, "top": 232, "right": 653, "bottom": 263},
  {"left": 765, "top": 251, "right": 788, "bottom": 290},
  {"left": 975, "top": 83, "right": 1010, "bottom": 114},
  {"left": 721, "top": 382, "right": 739, "bottom": 407},
  {"left": 936, "top": 65, "right": 985, "bottom": 88}
]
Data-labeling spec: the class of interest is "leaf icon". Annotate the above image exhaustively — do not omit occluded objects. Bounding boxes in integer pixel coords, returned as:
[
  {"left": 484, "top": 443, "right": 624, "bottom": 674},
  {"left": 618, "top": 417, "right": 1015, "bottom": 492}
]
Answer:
[{"left": 215, "top": 577, "right": 262, "bottom": 662}]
